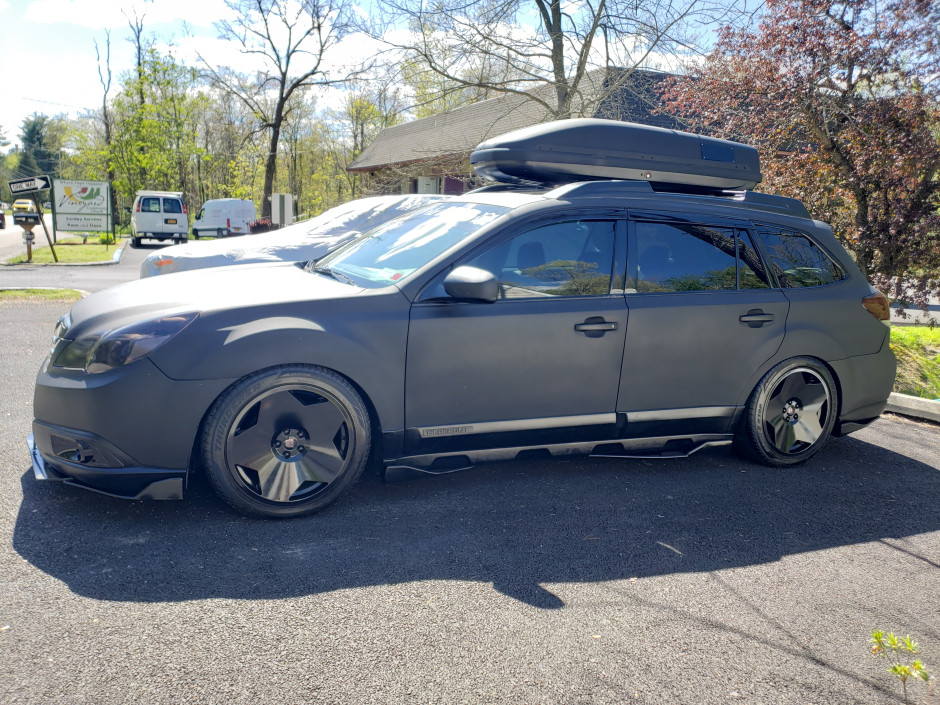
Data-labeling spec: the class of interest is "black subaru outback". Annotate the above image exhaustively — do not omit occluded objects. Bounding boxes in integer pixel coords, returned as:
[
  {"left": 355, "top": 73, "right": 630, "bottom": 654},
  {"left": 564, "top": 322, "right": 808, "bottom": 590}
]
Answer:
[{"left": 29, "top": 119, "right": 895, "bottom": 518}]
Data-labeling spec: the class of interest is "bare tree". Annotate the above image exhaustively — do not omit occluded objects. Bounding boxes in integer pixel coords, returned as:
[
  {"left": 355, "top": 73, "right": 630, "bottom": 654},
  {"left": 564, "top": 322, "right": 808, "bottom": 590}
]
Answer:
[
  {"left": 200, "top": 0, "right": 361, "bottom": 217},
  {"left": 95, "top": 31, "right": 117, "bottom": 226},
  {"left": 374, "top": 0, "right": 745, "bottom": 119}
]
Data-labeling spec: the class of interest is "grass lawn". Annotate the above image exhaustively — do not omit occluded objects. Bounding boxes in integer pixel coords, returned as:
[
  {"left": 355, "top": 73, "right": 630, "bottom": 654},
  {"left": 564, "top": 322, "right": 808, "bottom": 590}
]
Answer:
[
  {"left": 0, "top": 288, "right": 84, "bottom": 302},
  {"left": 7, "top": 236, "right": 124, "bottom": 264},
  {"left": 891, "top": 325, "right": 940, "bottom": 399}
]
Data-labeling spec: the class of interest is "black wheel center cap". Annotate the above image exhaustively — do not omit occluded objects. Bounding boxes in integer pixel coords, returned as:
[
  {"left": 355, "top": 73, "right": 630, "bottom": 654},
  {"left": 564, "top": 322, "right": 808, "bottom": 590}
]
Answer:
[
  {"left": 273, "top": 427, "right": 308, "bottom": 460},
  {"left": 783, "top": 399, "right": 801, "bottom": 423}
]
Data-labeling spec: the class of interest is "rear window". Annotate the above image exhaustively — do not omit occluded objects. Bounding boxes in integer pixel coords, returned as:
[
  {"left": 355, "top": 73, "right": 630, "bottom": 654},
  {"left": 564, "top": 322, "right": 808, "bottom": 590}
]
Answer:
[
  {"left": 162, "top": 199, "right": 183, "bottom": 214},
  {"left": 757, "top": 226, "right": 844, "bottom": 287},
  {"left": 141, "top": 197, "right": 161, "bottom": 213}
]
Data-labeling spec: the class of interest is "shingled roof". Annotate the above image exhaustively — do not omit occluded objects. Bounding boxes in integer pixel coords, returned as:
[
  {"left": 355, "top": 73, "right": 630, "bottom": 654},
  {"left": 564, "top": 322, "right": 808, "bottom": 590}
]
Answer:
[{"left": 348, "top": 68, "right": 681, "bottom": 173}]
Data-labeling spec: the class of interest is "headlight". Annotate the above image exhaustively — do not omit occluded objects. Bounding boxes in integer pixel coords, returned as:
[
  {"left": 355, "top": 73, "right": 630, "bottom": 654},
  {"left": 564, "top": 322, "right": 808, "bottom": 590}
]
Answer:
[{"left": 53, "top": 313, "right": 198, "bottom": 374}]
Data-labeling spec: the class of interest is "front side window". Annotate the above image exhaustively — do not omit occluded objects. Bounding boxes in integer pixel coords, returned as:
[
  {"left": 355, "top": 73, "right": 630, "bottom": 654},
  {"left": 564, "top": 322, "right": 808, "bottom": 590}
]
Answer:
[
  {"left": 464, "top": 220, "right": 617, "bottom": 298},
  {"left": 313, "top": 202, "right": 509, "bottom": 288},
  {"left": 634, "top": 222, "right": 772, "bottom": 293},
  {"left": 757, "top": 226, "right": 844, "bottom": 287}
]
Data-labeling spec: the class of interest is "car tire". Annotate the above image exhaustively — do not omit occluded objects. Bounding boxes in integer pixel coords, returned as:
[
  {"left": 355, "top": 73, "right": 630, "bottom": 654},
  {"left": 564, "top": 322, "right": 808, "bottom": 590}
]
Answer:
[
  {"left": 131, "top": 236, "right": 141, "bottom": 248},
  {"left": 193, "top": 230, "right": 200, "bottom": 239},
  {"left": 217, "top": 228, "right": 225, "bottom": 238},
  {"left": 735, "top": 357, "right": 838, "bottom": 467},
  {"left": 201, "top": 365, "right": 372, "bottom": 518}
]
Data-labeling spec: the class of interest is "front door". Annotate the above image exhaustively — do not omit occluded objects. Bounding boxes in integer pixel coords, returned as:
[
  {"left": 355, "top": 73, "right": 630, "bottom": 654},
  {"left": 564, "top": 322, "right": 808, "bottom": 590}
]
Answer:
[{"left": 405, "top": 218, "right": 628, "bottom": 455}]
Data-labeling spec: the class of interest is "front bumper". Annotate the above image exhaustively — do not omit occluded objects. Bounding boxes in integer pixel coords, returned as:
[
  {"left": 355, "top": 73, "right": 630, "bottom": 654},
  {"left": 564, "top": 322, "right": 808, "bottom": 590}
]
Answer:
[{"left": 28, "top": 426, "right": 185, "bottom": 500}]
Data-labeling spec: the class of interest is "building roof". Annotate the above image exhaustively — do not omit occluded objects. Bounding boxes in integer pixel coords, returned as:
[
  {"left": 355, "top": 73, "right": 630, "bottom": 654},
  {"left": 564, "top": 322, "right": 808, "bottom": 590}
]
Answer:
[{"left": 348, "top": 69, "right": 681, "bottom": 173}]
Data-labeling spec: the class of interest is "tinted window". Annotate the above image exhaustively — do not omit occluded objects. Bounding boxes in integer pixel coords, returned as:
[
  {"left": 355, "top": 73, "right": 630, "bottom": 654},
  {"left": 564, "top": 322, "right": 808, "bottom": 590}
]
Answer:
[
  {"left": 634, "top": 222, "right": 774, "bottom": 292},
  {"left": 162, "top": 198, "right": 183, "bottom": 214},
  {"left": 141, "top": 197, "right": 160, "bottom": 213},
  {"left": 757, "top": 226, "right": 844, "bottom": 287},
  {"left": 465, "top": 220, "right": 616, "bottom": 298}
]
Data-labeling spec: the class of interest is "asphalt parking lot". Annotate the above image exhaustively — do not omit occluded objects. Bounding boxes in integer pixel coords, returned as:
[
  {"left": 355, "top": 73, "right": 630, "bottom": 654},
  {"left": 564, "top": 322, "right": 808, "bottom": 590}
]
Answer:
[{"left": 1, "top": 252, "right": 939, "bottom": 704}]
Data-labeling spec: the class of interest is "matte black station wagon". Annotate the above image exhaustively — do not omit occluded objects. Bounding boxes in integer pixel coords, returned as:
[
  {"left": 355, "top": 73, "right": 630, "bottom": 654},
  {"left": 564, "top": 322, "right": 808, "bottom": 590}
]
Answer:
[{"left": 29, "top": 120, "right": 896, "bottom": 518}]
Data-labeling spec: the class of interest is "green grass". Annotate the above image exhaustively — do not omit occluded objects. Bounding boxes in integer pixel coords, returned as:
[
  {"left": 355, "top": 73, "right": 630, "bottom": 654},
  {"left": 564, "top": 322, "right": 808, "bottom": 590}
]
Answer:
[
  {"left": 8, "top": 237, "right": 123, "bottom": 264},
  {"left": 891, "top": 326, "right": 940, "bottom": 399},
  {"left": 0, "top": 288, "right": 83, "bottom": 302}
]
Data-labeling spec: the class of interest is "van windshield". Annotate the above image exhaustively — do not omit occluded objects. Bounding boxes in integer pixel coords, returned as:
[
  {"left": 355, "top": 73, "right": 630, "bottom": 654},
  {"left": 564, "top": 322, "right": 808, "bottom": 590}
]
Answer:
[{"left": 310, "top": 202, "right": 508, "bottom": 288}]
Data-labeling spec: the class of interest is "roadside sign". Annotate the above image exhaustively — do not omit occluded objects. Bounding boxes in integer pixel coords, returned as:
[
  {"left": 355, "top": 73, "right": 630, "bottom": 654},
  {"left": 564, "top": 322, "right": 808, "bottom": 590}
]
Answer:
[
  {"left": 8, "top": 175, "right": 52, "bottom": 194},
  {"left": 53, "top": 180, "right": 112, "bottom": 234}
]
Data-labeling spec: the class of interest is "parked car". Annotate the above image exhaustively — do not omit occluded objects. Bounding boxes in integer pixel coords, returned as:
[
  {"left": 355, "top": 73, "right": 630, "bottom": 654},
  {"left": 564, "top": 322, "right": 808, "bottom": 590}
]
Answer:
[
  {"left": 0, "top": 209, "right": 5, "bottom": 230},
  {"left": 130, "top": 190, "right": 188, "bottom": 246},
  {"left": 140, "top": 194, "right": 447, "bottom": 278},
  {"left": 29, "top": 119, "right": 895, "bottom": 519},
  {"left": 13, "top": 198, "right": 36, "bottom": 214},
  {"left": 193, "top": 198, "right": 257, "bottom": 238}
]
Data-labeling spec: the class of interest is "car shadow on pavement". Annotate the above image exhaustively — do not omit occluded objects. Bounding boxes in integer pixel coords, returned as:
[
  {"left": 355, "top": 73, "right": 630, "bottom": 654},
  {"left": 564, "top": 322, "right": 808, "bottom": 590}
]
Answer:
[{"left": 12, "top": 433, "right": 940, "bottom": 609}]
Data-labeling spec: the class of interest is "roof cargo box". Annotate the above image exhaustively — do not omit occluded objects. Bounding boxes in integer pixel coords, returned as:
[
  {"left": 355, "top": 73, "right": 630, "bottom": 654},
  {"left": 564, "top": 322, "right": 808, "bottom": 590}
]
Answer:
[{"left": 470, "top": 119, "right": 762, "bottom": 191}]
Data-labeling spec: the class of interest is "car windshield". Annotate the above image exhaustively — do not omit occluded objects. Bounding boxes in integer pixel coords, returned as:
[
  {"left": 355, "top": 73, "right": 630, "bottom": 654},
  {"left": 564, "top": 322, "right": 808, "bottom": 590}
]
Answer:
[{"left": 311, "top": 202, "right": 508, "bottom": 288}]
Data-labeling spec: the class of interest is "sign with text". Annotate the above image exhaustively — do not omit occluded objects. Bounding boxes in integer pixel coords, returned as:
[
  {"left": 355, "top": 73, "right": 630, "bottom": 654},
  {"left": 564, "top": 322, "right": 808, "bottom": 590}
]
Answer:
[
  {"left": 53, "top": 180, "right": 111, "bottom": 231},
  {"left": 8, "top": 175, "right": 51, "bottom": 194}
]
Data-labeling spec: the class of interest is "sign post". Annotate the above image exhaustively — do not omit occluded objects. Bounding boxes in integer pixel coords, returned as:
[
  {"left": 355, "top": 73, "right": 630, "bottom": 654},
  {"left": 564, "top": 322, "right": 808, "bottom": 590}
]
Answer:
[{"left": 8, "top": 176, "right": 57, "bottom": 262}]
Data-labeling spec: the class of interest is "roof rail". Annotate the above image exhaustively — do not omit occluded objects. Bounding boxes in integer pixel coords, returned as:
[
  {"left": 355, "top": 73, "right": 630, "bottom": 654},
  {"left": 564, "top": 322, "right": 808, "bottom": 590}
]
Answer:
[
  {"left": 546, "top": 181, "right": 654, "bottom": 199},
  {"left": 542, "top": 179, "right": 812, "bottom": 219},
  {"left": 465, "top": 183, "right": 543, "bottom": 194}
]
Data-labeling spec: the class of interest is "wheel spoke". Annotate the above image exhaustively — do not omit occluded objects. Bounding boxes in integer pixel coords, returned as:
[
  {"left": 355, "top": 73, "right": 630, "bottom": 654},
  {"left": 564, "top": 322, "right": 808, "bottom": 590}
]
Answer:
[
  {"left": 228, "top": 417, "right": 274, "bottom": 470},
  {"left": 768, "top": 373, "right": 801, "bottom": 409},
  {"left": 792, "top": 414, "right": 824, "bottom": 446},
  {"left": 253, "top": 456, "right": 317, "bottom": 503},
  {"left": 297, "top": 401, "right": 347, "bottom": 454},
  {"left": 767, "top": 412, "right": 797, "bottom": 453}
]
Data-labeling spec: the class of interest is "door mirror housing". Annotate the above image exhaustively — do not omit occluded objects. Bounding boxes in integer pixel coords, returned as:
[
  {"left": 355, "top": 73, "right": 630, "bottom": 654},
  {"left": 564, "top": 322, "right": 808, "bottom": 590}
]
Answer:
[{"left": 443, "top": 266, "right": 499, "bottom": 303}]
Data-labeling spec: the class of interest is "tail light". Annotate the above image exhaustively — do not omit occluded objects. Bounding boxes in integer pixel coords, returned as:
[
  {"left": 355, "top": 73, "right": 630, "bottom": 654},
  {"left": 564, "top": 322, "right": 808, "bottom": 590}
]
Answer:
[
  {"left": 862, "top": 290, "right": 891, "bottom": 324},
  {"left": 183, "top": 204, "right": 188, "bottom": 214},
  {"left": 135, "top": 201, "right": 140, "bottom": 212},
  {"left": 227, "top": 218, "right": 230, "bottom": 228}
]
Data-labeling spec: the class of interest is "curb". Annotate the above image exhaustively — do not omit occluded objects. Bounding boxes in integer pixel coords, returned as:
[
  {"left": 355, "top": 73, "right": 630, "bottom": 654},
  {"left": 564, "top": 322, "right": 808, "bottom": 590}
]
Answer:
[{"left": 885, "top": 393, "right": 940, "bottom": 424}]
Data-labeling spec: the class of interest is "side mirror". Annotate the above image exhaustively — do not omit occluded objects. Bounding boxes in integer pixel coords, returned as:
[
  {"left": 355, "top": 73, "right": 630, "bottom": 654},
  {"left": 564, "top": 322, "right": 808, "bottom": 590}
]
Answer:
[{"left": 443, "top": 266, "right": 499, "bottom": 303}]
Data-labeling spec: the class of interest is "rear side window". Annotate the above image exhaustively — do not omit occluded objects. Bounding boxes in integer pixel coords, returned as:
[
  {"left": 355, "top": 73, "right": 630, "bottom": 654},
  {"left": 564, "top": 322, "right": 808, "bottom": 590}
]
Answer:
[
  {"left": 633, "top": 221, "right": 772, "bottom": 293},
  {"left": 162, "top": 199, "right": 183, "bottom": 214},
  {"left": 757, "top": 226, "right": 844, "bottom": 287},
  {"left": 141, "top": 197, "right": 161, "bottom": 213}
]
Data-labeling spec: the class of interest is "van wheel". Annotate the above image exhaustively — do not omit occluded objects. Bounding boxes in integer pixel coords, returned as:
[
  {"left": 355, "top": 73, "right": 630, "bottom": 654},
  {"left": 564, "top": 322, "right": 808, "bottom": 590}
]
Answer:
[
  {"left": 217, "top": 228, "right": 225, "bottom": 238},
  {"left": 735, "top": 357, "right": 837, "bottom": 467},
  {"left": 201, "top": 365, "right": 372, "bottom": 518},
  {"left": 131, "top": 237, "right": 141, "bottom": 248},
  {"left": 193, "top": 230, "right": 200, "bottom": 239}
]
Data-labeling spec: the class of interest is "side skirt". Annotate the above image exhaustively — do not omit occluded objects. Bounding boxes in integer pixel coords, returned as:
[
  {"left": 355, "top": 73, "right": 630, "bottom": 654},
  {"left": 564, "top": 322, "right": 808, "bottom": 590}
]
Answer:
[{"left": 384, "top": 433, "right": 733, "bottom": 481}]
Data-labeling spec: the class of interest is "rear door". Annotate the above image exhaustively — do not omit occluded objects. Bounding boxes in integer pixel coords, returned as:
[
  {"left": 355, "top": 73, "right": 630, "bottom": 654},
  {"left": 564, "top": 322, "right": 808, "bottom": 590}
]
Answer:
[
  {"left": 161, "top": 197, "right": 185, "bottom": 234},
  {"left": 618, "top": 214, "right": 789, "bottom": 433}
]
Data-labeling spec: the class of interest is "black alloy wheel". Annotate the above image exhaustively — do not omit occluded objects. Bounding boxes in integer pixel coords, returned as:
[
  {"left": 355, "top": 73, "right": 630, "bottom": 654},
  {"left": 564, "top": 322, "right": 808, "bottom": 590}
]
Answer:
[
  {"left": 202, "top": 365, "right": 371, "bottom": 518},
  {"left": 736, "top": 357, "right": 838, "bottom": 466}
]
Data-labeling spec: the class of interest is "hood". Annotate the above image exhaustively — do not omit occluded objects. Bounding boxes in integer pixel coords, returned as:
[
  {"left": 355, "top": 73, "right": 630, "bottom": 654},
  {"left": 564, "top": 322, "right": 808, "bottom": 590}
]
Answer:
[{"left": 62, "top": 261, "right": 362, "bottom": 340}]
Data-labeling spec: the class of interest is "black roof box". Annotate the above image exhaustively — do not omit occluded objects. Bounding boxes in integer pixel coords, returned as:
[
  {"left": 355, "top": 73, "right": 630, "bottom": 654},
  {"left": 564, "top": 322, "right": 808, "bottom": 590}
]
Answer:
[{"left": 470, "top": 119, "right": 762, "bottom": 191}]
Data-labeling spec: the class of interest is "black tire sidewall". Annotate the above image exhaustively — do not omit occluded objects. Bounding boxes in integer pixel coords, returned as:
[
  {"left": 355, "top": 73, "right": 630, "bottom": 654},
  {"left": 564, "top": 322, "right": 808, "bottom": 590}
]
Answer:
[
  {"left": 201, "top": 365, "right": 372, "bottom": 518},
  {"left": 739, "top": 357, "right": 838, "bottom": 467}
]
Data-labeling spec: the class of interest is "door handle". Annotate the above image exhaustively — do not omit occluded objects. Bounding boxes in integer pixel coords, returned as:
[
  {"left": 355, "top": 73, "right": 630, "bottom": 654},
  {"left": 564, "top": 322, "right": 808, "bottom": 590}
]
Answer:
[
  {"left": 739, "top": 309, "right": 774, "bottom": 328},
  {"left": 575, "top": 318, "right": 618, "bottom": 337}
]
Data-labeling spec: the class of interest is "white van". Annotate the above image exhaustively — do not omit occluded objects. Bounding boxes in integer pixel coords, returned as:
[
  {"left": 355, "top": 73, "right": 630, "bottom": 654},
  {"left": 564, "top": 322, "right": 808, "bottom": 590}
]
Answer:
[
  {"left": 192, "top": 198, "right": 257, "bottom": 239},
  {"left": 131, "top": 191, "right": 188, "bottom": 246}
]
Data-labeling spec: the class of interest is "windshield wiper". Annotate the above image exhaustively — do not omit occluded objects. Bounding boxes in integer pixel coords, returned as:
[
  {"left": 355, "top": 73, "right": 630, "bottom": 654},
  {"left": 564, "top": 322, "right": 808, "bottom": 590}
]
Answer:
[{"left": 313, "top": 265, "right": 356, "bottom": 286}]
